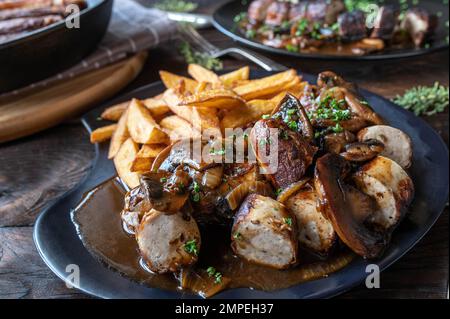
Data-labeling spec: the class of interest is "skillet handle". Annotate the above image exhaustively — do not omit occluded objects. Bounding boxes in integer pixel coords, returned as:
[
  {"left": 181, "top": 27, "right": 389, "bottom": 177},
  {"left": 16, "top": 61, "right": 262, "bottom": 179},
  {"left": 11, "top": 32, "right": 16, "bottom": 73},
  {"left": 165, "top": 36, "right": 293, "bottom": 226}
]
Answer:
[{"left": 213, "top": 47, "right": 288, "bottom": 72}]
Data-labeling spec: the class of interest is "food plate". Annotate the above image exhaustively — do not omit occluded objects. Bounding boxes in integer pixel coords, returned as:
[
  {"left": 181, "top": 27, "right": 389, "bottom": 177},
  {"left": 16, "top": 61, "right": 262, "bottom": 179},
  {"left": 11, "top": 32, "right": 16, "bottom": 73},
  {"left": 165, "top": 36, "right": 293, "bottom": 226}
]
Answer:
[
  {"left": 212, "top": 0, "right": 449, "bottom": 60},
  {"left": 34, "top": 70, "right": 449, "bottom": 298},
  {"left": 0, "top": 0, "right": 112, "bottom": 93}
]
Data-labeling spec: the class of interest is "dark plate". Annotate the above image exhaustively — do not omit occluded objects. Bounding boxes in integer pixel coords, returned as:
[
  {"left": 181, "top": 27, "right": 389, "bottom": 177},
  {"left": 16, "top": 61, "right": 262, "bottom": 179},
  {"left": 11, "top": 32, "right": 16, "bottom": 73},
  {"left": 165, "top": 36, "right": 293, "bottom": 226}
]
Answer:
[
  {"left": 0, "top": 0, "right": 113, "bottom": 93},
  {"left": 34, "top": 70, "right": 449, "bottom": 299},
  {"left": 212, "top": 0, "right": 449, "bottom": 60}
]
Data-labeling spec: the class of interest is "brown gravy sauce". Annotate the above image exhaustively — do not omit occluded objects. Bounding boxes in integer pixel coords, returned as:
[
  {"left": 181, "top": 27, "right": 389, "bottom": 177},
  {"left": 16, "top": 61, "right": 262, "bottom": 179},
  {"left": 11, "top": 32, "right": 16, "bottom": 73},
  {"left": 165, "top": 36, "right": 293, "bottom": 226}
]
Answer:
[{"left": 73, "top": 178, "right": 355, "bottom": 296}]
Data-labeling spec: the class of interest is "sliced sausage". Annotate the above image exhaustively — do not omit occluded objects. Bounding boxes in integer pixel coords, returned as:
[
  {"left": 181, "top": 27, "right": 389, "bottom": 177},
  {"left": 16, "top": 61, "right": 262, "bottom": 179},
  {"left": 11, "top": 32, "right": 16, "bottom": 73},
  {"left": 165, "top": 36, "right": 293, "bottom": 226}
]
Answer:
[
  {"left": 231, "top": 194, "right": 298, "bottom": 269},
  {"left": 285, "top": 184, "right": 336, "bottom": 255},
  {"left": 136, "top": 209, "right": 201, "bottom": 274},
  {"left": 353, "top": 156, "right": 414, "bottom": 230}
]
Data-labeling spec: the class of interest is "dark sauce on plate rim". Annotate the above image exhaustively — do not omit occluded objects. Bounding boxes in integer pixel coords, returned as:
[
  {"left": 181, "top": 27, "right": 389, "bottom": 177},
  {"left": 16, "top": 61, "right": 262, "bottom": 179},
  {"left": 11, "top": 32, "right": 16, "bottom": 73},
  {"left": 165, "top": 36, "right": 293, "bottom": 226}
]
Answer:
[{"left": 72, "top": 177, "right": 355, "bottom": 297}]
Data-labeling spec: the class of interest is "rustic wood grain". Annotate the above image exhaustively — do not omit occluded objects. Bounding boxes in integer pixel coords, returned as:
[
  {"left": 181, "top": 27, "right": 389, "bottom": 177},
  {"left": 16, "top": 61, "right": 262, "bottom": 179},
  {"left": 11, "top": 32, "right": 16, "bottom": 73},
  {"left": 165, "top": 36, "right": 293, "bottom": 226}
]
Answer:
[{"left": 0, "top": 29, "right": 448, "bottom": 299}]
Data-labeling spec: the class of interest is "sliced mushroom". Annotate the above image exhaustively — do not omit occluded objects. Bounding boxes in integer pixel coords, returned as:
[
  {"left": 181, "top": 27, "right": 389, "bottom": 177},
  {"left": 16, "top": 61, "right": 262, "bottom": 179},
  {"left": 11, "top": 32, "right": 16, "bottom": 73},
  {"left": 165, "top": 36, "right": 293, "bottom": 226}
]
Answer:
[
  {"left": 231, "top": 194, "right": 298, "bottom": 269},
  {"left": 314, "top": 153, "right": 388, "bottom": 258},
  {"left": 136, "top": 209, "right": 201, "bottom": 274},
  {"left": 343, "top": 89, "right": 384, "bottom": 125},
  {"left": 250, "top": 118, "right": 317, "bottom": 190},
  {"left": 340, "top": 139, "right": 385, "bottom": 162},
  {"left": 323, "top": 130, "right": 356, "bottom": 154},
  {"left": 121, "top": 185, "right": 152, "bottom": 233},
  {"left": 353, "top": 156, "right": 414, "bottom": 230},
  {"left": 357, "top": 125, "right": 413, "bottom": 169},
  {"left": 285, "top": 183, "right": 336, "bottom": 256}
]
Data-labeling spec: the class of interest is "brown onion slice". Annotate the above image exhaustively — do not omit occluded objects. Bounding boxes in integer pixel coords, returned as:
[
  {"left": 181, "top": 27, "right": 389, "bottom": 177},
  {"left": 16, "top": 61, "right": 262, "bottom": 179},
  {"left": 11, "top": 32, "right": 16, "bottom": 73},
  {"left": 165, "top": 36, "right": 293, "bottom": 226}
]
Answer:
[
  {"left": 226, "top": 181, "right": 274, "bottom": 211},
  {"left": 202, "top": 166, "right": 224, "bottom": 190},
  {"left": 178, "top": 268, "right": 231, "bottom": 298},
  {"left": 276, "top": 177, "right": 310, "bottom": 204}
]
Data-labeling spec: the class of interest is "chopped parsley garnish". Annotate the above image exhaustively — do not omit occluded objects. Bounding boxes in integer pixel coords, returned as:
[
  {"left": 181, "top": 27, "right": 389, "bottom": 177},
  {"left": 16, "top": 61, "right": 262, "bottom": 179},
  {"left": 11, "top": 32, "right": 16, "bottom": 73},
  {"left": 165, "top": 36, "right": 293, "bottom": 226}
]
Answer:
[
  {"left": 283, "top": 217, "right": 293, "bottom": 226},
  {"left": 275, "top": 188, "right": 283, "bottom": 196},
  {"left": 245, "top": 29, "right": 256, "bottom": 39},
  {"left": 287, "top": 120, "right": 298, "bottom": 130},
  {"left": 310, "top": 95, "right": 351, "bottom": 124},
  {"left": 280, "top": 130, "right": 290, "bottom": 140},
  {"left": 243, "top": 133, "right": 249, "bottom": 140},
  {"left": 191, "top": 181, "right": 201, "bottom": 202},
  {"left": 184, "top": 239, "right": 198, "bottom": 255},
  {"left": 233, "top": 12, "right": 247, "bottom": 23},
  {"left": 233, "top": 232, "right": 242, "bottom": 240},
  {"left": 209, "top": 147, "right": 226, "bottom": 156},
  {"left": 332, "top": 122, "right": 344, "bottom": 133},
  {"left": 261, "top": 114, "right": 270, "bottom": 119},
  {"left": 206, "top": 266, "right": 222, "bottom": 284},
  {"left": 160, "top": 177, "right": 167, "bottom": 183}
]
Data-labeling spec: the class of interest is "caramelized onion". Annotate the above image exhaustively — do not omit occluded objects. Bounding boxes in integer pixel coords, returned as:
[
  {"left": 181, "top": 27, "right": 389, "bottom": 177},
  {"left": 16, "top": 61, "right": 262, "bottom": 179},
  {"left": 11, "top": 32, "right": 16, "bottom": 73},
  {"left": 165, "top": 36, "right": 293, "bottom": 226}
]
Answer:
[
  {"left": 202, "top": 166, "right": 224, "bottom": 189},
  {"left": 276, "top": 178, "right": 310, "bottom": 204},
  {"left": 226, "top": 181, "right": 273, "bottom": 211},
  {"left": 178, "top": 268, "right": 230, "bottom": 298}
]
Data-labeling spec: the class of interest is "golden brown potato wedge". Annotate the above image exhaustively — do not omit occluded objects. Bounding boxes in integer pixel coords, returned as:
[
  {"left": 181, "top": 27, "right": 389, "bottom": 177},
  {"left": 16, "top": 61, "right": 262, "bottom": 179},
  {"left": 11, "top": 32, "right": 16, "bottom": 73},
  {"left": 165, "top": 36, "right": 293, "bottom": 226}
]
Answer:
[
  {"left": 192, "top": 107, "right": 221, "bottom": 133},
  {"left": 159, "top": 70, "right": 197, "bottom": 93},
  {"left": 108, "top": 109, "right": 130, "bottom": 159},
  {"left": 160, "top": 115, "right": 200, "bottom": 140},
  {"left": 130, "top": 144, "right": 167, "bottom": 172},
  {"left": 180, "top": 89, "right": 246, "bottom": 110},
  {"left": 143, "top": 98, "right": 170, "bottom": 116},
  {"left": 163, "top": 88, "right": 193, "bottom": 122},
  {"left": 221, "top": 99, "right": 277, "bottom": 129},
  {"left": 219, "top": 66, "right": 250, "bottom": 88},
  {"left": 127, "top": 99, "right": 169, "bottom": 145},
  {"left": 101, "top": 101, "right": 129, "bottom": 121},
  {"left": 233, "top": 69, "right": 297, "bottom": 100},
  {"left": 90, "top": 124, "right": 117, "bottom": 143},
  {"left": 188, "top": 64, "right": 221, "bottom": 84},
  {"left": 114, "top": 138, "right": 141, "bottom": 189}
]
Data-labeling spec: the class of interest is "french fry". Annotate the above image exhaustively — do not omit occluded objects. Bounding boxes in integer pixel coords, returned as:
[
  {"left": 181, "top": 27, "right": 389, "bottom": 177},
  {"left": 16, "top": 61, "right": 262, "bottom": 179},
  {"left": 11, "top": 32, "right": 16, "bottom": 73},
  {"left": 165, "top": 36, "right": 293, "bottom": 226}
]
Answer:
[
  {"left": 90, "top": 124, "right": 117, "bottom": 143},
  {"left": 127, "top": 98, "right": 169, "bottom": 144},
  {"left": 159, "top": 70, "right": 197, "bottom": 93},
  {"left": 114, "top": 138, "right": 140, "bottom": 189},
  {"left": 101, "top": 101, "right": 129, "bottom": 121},
  {"left": 163, "top": 88, "right": 193, "bottom": 122},
  {"left": 192, "top": 107, "right": 221, "bottom": 133},
  {"left": 180, "top": 89, "right": 246, "bottom": 110},
  {"left": 219, "top": 66, "right": 250, "bottom": 88},
  {"left": 188, "top": 64, "right": 221, "bottom": 84},
  {"left": 221, "top": 99, "right": 278, "bottom": 129},
  {"left": 130, "top": 144, "right": 167, "bottom": 172},
  {"left": 160, "top": 115, "right": 200, "bottom": 141},
  {"left": 143, "top": 98, "right": 170, "bottom": 116},
  {"left": 108, "top": 109, "right": 129, "bottom": 159},
  {"left": 233, "top": 69, "right": 297, "bottom": 100}
]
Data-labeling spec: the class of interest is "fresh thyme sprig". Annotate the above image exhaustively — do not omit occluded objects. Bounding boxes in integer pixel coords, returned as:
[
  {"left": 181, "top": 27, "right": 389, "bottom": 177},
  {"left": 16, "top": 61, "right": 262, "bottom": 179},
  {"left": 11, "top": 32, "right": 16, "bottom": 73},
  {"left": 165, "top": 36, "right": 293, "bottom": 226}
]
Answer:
[
  {"left": 392, "top": 82, "right": 449, "bottom": 116},
  {"left": 179, "top": 41, "right": 223, "bottom": 71},
  {"left": 154, "top": 0, "right": 198, "bottom": 13}
]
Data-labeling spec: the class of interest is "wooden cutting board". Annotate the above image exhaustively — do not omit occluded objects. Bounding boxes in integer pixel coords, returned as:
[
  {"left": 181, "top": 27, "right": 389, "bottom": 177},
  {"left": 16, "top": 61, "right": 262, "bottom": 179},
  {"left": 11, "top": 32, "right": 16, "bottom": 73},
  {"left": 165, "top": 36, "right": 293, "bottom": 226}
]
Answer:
[{"left": 0, "top": 52, "right": 148, "bottom": 143}]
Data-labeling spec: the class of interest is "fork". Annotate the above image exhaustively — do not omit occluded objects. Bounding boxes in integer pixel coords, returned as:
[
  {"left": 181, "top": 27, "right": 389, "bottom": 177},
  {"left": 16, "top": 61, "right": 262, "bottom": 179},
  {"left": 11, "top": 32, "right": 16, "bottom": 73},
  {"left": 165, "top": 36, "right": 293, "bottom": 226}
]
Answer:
[{"left": 176, "top": 23, "right": 288, "bottom": 72}]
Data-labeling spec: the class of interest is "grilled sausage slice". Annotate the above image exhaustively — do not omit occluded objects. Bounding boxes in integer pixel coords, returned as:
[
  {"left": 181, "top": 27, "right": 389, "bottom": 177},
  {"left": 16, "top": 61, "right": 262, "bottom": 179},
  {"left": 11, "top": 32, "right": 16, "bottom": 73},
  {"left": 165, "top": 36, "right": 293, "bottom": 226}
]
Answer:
[
  {"left": 285, "top": 184, "right": 336, "bottom": 255},
  {"left": 231, "top": 194, "right": 298, "bottom": 269},
  {"left": 357, "top": 125, "right": 413, "bottom": 169},
  {"left": 353, "top": 156, "right": 414, "bottom": 230},
  {"left": 136, "top": 209, "right": 201, "bottom": 274}
]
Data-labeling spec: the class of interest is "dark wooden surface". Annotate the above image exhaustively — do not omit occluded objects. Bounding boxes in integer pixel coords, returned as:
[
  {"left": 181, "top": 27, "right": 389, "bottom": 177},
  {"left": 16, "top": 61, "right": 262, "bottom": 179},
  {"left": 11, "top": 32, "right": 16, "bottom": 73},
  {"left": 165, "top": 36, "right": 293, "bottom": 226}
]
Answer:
[{"left": 0, "top": 29, "right": 448, "bottom": 299}]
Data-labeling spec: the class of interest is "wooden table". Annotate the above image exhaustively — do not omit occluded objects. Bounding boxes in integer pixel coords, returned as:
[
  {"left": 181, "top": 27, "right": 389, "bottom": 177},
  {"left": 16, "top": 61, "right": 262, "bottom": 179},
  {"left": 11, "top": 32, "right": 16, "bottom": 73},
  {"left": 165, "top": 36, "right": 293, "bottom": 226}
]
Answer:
[{"left": 0, "top": 29, "right": 448, "bottom": 299}]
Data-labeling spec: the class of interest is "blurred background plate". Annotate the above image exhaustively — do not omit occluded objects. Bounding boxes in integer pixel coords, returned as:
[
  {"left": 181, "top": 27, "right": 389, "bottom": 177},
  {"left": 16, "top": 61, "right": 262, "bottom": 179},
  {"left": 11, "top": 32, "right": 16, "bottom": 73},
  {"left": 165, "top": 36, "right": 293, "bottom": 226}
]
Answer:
[
  {"left": 0, "top": 0, "right": 113, "bottom": 94},
  {"left": 213, "top": 0, "right": 449, "bottom": 60}
]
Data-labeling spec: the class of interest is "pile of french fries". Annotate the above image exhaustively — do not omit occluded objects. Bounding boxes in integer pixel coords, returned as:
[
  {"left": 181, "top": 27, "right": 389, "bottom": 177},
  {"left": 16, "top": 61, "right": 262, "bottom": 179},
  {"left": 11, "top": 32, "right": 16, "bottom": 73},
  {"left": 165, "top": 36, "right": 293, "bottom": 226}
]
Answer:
[{"left": 90, "top": 64, "right": 306, "bottom": 189}]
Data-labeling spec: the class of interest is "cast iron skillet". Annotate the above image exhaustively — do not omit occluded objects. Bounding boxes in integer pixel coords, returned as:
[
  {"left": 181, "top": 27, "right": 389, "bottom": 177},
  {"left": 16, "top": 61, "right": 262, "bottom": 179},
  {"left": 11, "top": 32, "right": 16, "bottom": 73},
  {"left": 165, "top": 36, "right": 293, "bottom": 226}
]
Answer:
[
  {"left": 0, "top": 0, "right": 113, "bottom": 94},
  {"left": 212, "top": 0, "right": 449, "bottom": 60},
  {"left": 34, "top": 70, "right": 449, "bottom": 298}
]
